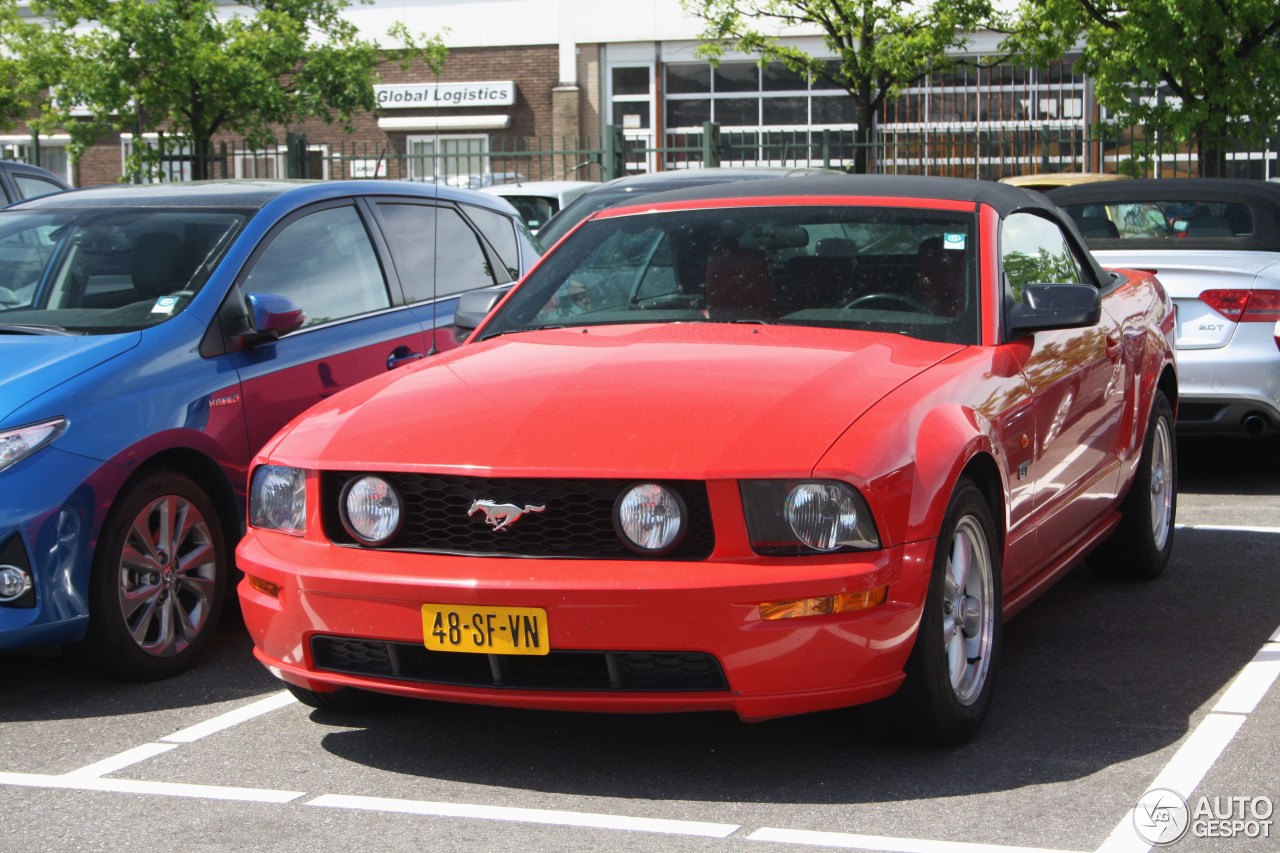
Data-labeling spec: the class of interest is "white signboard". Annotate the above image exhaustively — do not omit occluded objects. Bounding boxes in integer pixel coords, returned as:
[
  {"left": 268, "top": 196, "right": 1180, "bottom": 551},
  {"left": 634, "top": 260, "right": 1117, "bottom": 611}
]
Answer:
[
  {"left": 375, "top": 81, "right": 516, "bottom": 109},
  {"left": 348, "top": 159, "right": 387, "bottom": 178}
]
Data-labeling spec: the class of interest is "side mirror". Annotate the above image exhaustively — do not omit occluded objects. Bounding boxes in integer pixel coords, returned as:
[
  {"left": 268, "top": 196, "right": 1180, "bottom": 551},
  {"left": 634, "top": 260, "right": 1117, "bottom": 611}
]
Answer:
[
  {"left": 454, "top": 285, "right": 512, "bottom": 333},
  {"left": 236, "top": 292, "right": 306, "bottom": 347},
  {"left": 1008, "top": 283, "right": 1101, "bottom": 335}
]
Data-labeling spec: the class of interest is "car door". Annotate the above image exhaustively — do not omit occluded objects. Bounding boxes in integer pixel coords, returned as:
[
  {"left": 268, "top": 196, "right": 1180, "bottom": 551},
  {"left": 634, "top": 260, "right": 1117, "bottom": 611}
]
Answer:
[
  {"left": 1001, "top": 211, "right": 1126, "bottom": 584},
  {"left": 368, "top": 199, "right": 511, "bottom": 353},
  {"left": 225, "top": 198, "right": 431, "bottom": 455}
]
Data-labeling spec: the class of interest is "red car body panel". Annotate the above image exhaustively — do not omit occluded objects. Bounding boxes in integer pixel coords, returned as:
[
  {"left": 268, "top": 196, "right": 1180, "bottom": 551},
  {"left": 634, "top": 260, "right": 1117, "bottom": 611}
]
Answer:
[
  {"left": 259, "top": 324, "right": 962, "bottom": 480},
  {"left": 238, "top": 180, "right": 1176, "bottom": 724}
]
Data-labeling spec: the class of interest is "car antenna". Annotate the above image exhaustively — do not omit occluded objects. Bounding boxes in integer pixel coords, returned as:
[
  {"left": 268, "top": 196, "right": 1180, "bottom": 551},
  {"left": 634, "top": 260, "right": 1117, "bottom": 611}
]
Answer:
[{"left": 426, "top": 61, "right": 442, "bottom": 356}]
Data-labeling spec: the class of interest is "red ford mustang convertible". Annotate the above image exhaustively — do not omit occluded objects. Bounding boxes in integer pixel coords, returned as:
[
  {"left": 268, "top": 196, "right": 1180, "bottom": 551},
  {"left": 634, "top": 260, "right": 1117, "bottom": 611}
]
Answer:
[{"left": 238, "top": 176, "right": 1177, "bottom": 744}]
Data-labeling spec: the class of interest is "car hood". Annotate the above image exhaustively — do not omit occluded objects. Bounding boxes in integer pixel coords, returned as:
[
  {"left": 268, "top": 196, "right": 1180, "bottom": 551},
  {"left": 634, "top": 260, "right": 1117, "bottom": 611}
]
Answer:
[
  {"left": 270, "top": 324, "right": 962, "bottom": 478},
  {"left": 0, "top": 333, "right": 140, "bottom": 423}
]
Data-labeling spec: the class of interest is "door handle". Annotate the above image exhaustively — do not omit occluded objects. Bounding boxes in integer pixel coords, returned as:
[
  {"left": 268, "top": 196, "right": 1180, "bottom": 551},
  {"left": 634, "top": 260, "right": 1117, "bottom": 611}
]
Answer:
[
  {"left": 1105, "top": 336, "right": 1122, "bottom": 360},
  {"left": 387, "top": 345, "right": 424, "bottom": 370}
]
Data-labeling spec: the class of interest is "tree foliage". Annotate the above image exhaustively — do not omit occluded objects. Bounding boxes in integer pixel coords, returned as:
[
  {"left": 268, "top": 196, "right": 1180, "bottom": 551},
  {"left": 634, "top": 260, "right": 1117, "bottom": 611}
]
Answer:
[
  {"left": 681, "top": 0, "right": 1010, "bottom": 172},
  {"left": 0, "top": 2, "right": 45, "bottom": 129},
  {"left": 1006, "top": 0, "right": 1280, "bottom": 176},
  {"left": 4, "top": 0, "right": 446, "bottom": 179}
]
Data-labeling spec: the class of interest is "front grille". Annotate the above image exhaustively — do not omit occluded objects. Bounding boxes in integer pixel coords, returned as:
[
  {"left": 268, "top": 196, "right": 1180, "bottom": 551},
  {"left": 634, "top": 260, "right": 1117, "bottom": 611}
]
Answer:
[
  {"left": 311, "top": 636, "right": 728, "bottom": 692},
  {"left": 322, "top": 473, "right": 714, "bottom": 559}
]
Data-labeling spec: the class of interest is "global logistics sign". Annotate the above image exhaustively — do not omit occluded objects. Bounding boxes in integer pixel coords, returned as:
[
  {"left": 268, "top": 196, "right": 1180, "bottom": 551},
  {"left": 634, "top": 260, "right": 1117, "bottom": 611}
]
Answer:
[{"left": 375, "top": 81, "right": 516, "bottom": 109}]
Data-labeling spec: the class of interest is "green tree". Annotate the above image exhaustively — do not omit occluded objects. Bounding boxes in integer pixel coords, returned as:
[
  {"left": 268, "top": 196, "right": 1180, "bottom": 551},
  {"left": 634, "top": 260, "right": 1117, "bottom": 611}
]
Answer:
[
  {"left": 681, "top": 0, "right": 1009, "bottom": 173},
  {"left": 9, "top": 0, "right": 446, "bottom": 180},
  {"left": 1006, "top": 0, "right": 1280, "bottom": 177},
  {"left": 0, "top": 1, "right": 44, "bottom": 129}
]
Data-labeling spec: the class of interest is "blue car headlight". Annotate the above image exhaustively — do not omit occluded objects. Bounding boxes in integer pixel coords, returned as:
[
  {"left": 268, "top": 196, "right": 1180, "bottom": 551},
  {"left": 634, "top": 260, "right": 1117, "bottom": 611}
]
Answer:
[
  {"left": 0, "top": 417, "right": 68, "bottom": 474},
  {"left": 249, "top": 465, "right": 307, "bottom": 535}
]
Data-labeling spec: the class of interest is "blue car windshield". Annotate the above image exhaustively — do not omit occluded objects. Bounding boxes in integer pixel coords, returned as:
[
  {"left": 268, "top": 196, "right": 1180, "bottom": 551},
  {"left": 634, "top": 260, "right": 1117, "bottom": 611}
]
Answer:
[{"left": 0, "top": 208, "right": 246, "bottom": 334}]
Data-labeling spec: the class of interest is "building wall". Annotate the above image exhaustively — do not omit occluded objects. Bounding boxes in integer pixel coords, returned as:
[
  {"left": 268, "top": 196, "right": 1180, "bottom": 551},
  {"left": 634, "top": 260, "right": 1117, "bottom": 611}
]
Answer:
[{"left": 67, "top": 43, "right": 566, "bottom": 187}]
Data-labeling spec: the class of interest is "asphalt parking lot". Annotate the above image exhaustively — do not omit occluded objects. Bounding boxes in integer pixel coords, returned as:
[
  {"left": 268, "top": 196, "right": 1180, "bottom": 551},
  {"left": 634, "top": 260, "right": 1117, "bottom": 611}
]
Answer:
[{"left": 1, "top": 435, "right": 1277, "bottom": 852}]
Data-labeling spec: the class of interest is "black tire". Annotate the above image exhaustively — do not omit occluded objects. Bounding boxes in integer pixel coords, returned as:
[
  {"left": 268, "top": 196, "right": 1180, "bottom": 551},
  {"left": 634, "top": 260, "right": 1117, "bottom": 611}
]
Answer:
[
  {"left": 1091, "top": 391, "right": 1176, "bottom": 581},
  {"left": 894, "top": 478, "right": 1002, "bottom": 746},
  {"left": 77, "top": 470, "right": 228, "bottom": 680},
  {"left": 285, "top": 682, "right": 390, "bottom": 712}
]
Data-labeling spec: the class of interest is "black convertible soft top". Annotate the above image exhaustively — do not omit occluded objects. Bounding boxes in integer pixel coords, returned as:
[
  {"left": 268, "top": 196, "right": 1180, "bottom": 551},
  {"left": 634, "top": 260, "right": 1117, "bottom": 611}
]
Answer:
[
  {"left": 1048, "top": 178, "right": 1280, "bottom": 252},
  {"left": 614, "top": 173, "right": 1063, "bottom": 219},
  {"left": 599, "top": 172, "right": 1117, "bottom": 288}
]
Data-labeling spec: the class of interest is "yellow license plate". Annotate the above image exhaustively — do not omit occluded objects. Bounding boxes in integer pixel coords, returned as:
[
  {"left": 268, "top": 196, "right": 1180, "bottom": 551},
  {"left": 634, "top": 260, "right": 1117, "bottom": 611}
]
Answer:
[{"left": 421, "top": 604, "right": 549, "bottom": 655}]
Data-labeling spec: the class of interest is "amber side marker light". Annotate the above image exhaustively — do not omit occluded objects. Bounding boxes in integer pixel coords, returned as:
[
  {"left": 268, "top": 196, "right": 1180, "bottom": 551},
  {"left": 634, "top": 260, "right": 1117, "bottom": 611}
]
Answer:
[
  {"left": 758, "top": 586, "right": 888, "bottom": 621},
  {"left": 246, "top": 575, "right": 281, "bottom": 598}
]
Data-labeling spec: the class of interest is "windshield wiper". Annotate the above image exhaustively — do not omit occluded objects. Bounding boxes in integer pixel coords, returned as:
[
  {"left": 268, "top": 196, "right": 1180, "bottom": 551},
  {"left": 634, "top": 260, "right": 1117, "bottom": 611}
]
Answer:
[
  {"left": 692, "top": 317, "right": 776, "bottom": 325},
  {"left": 0, "top": 323, "right": 72, "bottom": 335},
  {"left": 478, "top": 324, "right": 567, "bottom": 341}
]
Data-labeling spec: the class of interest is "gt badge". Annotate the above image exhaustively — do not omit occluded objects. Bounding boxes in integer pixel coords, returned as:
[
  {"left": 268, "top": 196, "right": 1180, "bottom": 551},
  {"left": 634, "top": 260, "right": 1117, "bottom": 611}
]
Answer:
[{"left": 468, "top": 499, "right": 546, "bottom": 531}]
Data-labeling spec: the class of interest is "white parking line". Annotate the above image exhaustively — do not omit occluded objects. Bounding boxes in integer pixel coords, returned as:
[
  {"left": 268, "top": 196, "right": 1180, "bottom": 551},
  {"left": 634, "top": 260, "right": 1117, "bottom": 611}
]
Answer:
[
  {"left": 1096, "top": 624, "right": 1280, "bottom": 853},
  {"left": 1175, "top": 523, "right": 1280, "bottom": 534},
  {"left": 0, "top": 625, "right": 1277, "bottom": 850},
  {"left": 161, "top": 690, "right": 297, "bottom": 743},
  {"left": 60, "top": 743, "right": 178, "bottom": 779},
  {"left": 0, "top": 771, "right": 304, "bottom": 803},
  {"left": 308, "top": 793, "right": 741, "bottom": 837},
  {"left": 1213, "top": 643, "right": 1280, "bottom": 715},
  {"left": 747, "top": 827, "right": 1085, "bottom": 852}
]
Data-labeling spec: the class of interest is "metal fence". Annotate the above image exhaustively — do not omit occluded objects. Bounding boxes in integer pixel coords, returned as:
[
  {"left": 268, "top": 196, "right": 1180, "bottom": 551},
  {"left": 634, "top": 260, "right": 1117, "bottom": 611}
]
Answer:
[{"left": 17, "top": 123, "right": 1280, "bottom": 184}]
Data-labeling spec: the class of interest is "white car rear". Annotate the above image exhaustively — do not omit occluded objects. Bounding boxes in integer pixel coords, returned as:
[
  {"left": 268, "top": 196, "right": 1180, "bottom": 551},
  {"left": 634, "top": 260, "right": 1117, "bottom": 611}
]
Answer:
[{"left": 1051, "top": 179, "right": 1280, "bottom": 436}]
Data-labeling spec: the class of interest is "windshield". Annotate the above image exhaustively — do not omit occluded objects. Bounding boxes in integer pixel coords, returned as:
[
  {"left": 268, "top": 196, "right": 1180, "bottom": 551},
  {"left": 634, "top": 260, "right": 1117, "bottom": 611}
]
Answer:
[
  {"left": 482, "top": 204, "right": 980, "bottom": 345},
  {"left": 0, "top": 207, "right": 246, "bottom": 334}
]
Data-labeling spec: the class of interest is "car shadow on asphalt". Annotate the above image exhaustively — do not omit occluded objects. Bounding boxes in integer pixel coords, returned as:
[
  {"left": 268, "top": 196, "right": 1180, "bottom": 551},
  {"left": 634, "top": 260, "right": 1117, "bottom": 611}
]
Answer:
[
  {"left": 0, "top": 600, "right": 280, "bottom": 721},
  {"left": 1177, "top": 434, "right": 1280, "bottom": 496}
]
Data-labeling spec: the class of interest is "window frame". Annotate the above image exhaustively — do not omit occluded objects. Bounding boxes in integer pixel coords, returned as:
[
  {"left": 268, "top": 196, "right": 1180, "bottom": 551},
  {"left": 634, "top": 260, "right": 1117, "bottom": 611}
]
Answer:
[{"left": 235, "top": 198, "right": 394, "bottom": 331}]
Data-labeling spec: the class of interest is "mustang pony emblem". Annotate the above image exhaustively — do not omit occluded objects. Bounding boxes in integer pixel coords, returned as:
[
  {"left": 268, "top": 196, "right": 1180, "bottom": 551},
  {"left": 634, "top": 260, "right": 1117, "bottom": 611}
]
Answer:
[{"left": 468, "top": 499, "right": 546, "bottom": 531}]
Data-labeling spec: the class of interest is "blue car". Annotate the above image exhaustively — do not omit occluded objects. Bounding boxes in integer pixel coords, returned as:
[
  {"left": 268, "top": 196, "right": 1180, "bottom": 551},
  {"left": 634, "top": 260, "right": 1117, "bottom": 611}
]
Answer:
[{"left": 0, "top": 180, "right": 538, "bottom": 678}]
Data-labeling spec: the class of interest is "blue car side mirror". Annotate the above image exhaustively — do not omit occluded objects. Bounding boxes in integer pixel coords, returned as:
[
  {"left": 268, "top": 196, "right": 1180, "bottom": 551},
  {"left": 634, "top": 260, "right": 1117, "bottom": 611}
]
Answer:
[{"left": 246, "top": 292, "right": 306, "bottom": 339}]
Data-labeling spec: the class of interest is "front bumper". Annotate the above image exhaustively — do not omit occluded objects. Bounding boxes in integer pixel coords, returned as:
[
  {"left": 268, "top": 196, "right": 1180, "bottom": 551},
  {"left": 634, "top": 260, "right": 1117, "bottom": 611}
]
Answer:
[
  {"left": 237, "top": 530, "right": 936, "bottom": 721},
  {"left": 0, "top": 447, "right": 119, "bottom": 649}
]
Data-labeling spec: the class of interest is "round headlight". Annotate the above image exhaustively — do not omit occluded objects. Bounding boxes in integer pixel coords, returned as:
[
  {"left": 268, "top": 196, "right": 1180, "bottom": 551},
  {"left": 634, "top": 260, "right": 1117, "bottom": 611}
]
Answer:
[
  {"left": 785, "top": 483, "right": 862, "bottom": 552},
  {"left": 342, "top": 476, "right": 403, "bottom": 545},
  {"left": 615, "top": 483, "right": 685, "bottom": 554}
]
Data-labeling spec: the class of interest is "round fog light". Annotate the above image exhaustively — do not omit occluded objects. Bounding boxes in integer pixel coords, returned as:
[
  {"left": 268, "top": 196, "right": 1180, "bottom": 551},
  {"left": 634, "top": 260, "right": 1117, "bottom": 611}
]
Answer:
[
  {"left": 341, "top": 476, "right": 403, "bottom": 545},
  {"left": 615, "top": 483, "right": 685, "bottom": 553},
  {"left": 0, "top": 565, "right": 32, "bottom": 602}
]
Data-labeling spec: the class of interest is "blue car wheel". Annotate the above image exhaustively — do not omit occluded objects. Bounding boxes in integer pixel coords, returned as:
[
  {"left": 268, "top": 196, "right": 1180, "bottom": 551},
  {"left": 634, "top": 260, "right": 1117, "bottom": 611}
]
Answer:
[{"left": 77, "top": 469, "right": 229, "bottom": 680}]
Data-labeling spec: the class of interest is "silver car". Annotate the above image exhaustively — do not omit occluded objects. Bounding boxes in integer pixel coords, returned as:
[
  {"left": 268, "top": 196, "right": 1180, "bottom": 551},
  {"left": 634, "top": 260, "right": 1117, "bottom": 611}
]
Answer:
[{"left": 1050, "top": 178, "right": 1280, "bottom": 436}]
